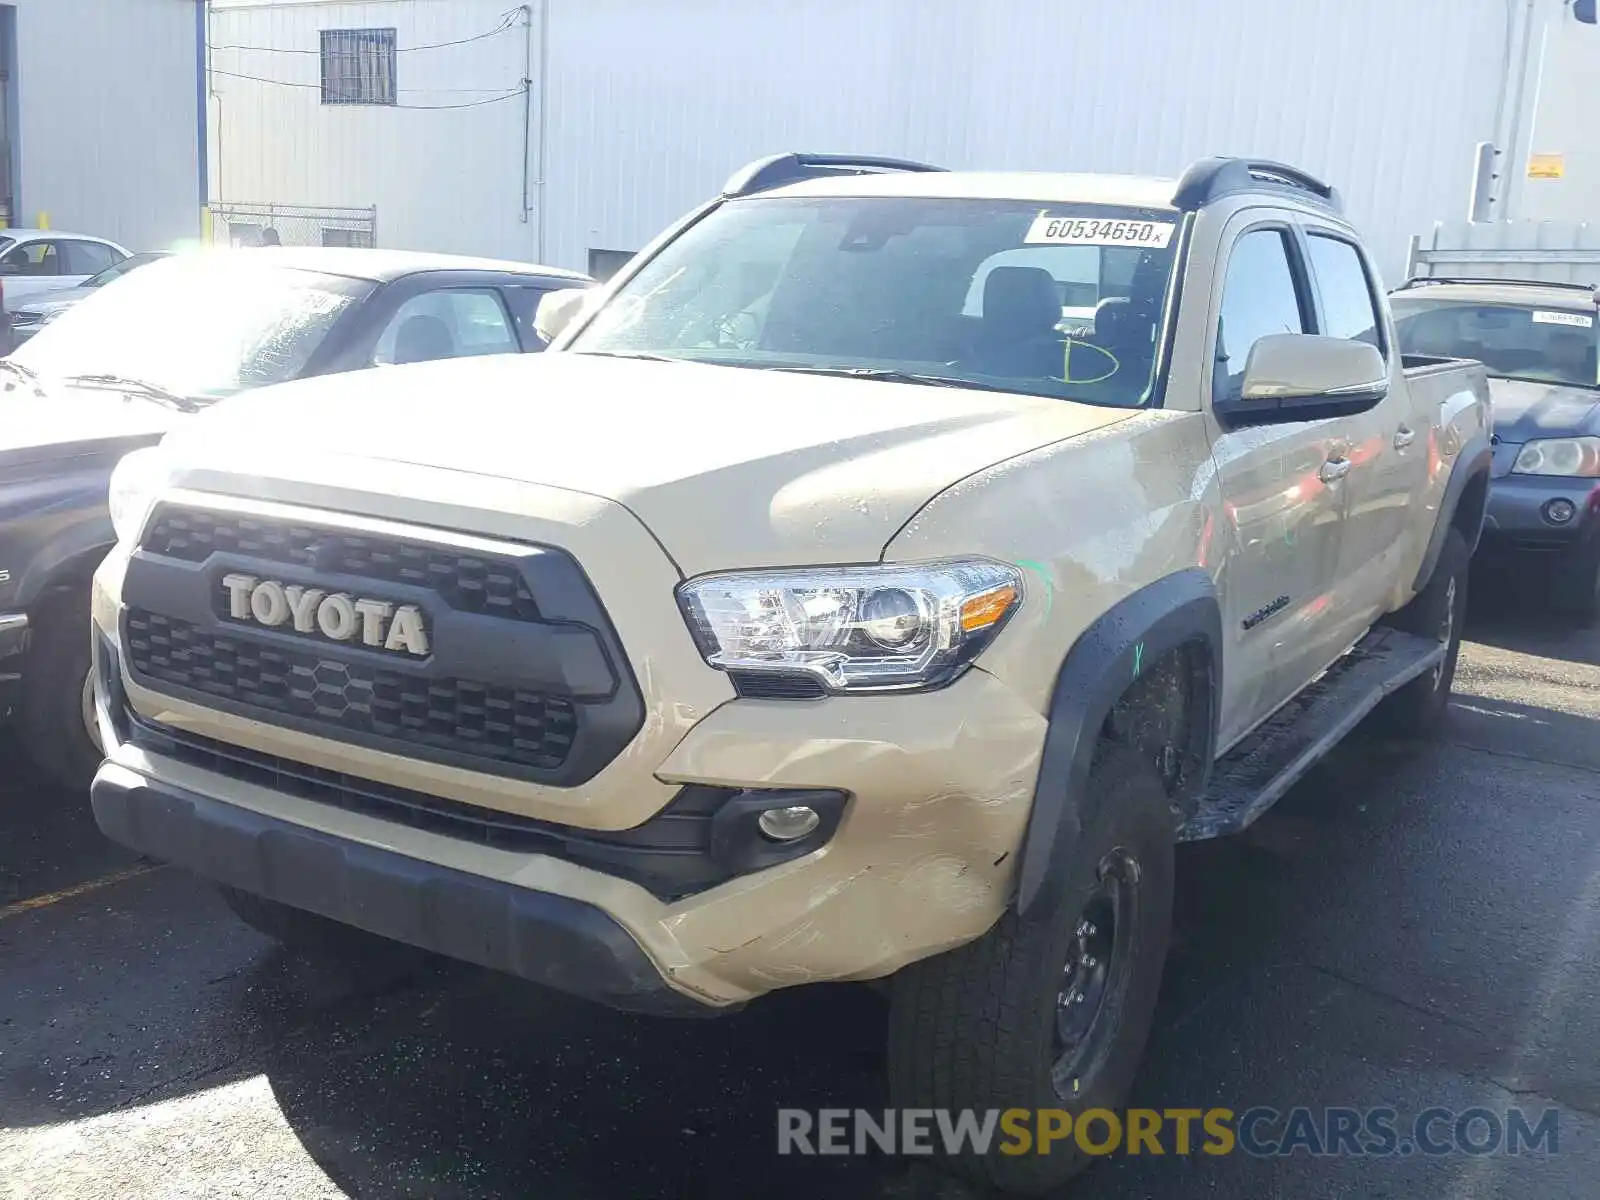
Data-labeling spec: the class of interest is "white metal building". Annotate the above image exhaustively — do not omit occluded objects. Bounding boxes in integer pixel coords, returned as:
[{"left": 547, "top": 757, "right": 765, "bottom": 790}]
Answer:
[
  {"left": 2, "top": 0, "right": 202, "bottom": 248},
  {"left": 206, "top": 0, "right": 1600, "bottom": 281}
]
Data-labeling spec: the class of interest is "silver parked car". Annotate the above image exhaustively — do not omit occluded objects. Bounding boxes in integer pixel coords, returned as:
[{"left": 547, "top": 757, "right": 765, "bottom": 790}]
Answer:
[
  {"left": 0, "top": 229, "right": 131, "bottom": 304},
  {"left": 7, "top": 251, "right": 173, "bottom": 346}
]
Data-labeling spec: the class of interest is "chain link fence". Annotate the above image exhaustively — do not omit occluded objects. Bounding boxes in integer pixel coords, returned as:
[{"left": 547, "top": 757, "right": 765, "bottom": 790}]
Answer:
[{"left": 207, "top": 202, "right": 377, "bottom": 250}]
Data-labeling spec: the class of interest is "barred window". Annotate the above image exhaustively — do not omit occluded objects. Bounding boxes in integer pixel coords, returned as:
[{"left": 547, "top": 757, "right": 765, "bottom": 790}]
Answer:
[
  {"left": 322, "top": 227, "right": 374, "bottom": 249},
  {"left": 320, "top": 28, "right": 396, "bottom": 106}
]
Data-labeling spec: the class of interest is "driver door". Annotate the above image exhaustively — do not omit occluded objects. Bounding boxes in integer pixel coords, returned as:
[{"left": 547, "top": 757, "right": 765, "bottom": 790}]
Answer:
[{"left": 1204, "top": 221, "right": 1358, "bottom": 748}]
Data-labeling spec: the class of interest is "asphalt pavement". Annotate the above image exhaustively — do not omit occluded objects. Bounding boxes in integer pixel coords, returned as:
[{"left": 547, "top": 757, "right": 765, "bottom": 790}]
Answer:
[{"left": 2, "top": 569, "right": 1598, "bottom": 1199}]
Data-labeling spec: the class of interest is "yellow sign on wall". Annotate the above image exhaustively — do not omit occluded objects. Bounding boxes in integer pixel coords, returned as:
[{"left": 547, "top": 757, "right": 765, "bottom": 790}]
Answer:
[{"left": 1528, "top": 153, "right": 1566, "bottom": 180}]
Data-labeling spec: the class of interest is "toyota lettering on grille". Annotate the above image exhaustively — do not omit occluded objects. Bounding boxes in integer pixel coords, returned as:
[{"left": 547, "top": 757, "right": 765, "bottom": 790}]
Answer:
[{"left": 220, "top": 573, "right": 431, "bottom": 657}]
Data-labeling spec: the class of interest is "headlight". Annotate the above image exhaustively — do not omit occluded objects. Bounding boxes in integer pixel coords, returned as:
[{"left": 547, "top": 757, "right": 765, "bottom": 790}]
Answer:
[
  {"left": 107, "top": 446, "right": 168, "bottom": 544},
  {"left": 1511, "top": 437, "right": 1600, "bottom": 477},
  {"left": 677, "top": 560, "right": 1023, "bottom": 693}
]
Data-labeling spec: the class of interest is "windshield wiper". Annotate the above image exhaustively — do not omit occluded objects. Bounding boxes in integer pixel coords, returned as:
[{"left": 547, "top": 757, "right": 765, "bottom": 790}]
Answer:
[
  {"left": 572, "top": 350, "right": 687, "bottom": 363},
  {"left": 766, "top": 366, "right": 1024, "bottom": 393},
  {"left": 0, "top": 359, "right": 39, "bottom": 386},
  {"left": 66, "top": 373, "right": 205, "bottom": 413}
]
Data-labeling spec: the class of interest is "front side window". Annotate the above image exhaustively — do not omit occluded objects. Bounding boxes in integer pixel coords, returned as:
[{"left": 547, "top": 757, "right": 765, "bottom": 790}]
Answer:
[
  {"left": 0, "top": 240, "right": 59, "bottom": 276},
  {"left": 373, "top": 288, "right": 519, "bottom": 365},
  {"left": 12, "top": 255, "right": 370, "bottom": 402},
  {"left": 1213, "top": 229, "right": 1307, "bottom": 404},
  {"left": 1307, "top": 234, "right": 1383, "bottom": 349},
  {"left": 1391, "top": 298, "right": 1598, "bottom": 388},
  {"left": 568, "top": 196, "right": 1183, "bottom": 408}
]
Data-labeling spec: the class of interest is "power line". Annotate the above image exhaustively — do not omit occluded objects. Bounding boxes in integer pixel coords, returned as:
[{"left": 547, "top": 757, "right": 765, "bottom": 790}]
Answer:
[
  {"left": 208, "top": 68, "right": 527, "bottom": 111},
  {"left": 209, "top": 9, "right": 525, "bottom": 55}
]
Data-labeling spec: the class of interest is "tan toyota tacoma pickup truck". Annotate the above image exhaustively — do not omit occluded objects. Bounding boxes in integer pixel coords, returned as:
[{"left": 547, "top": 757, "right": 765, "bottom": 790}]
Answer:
[{"left": 89, "top": 154, "right": 1490, "bottom": 1192}]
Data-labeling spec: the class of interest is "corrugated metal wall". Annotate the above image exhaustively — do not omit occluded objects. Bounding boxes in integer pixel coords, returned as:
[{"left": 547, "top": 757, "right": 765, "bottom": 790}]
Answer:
[
  {"left": 209, "top": 0, "right": 534, "bottom": 259},
  {"left": 215, "top": 0, "right": 1513, "bottom": 280},
  {"left": 9, "top": 0, "right": 198, "bottom": 248}
]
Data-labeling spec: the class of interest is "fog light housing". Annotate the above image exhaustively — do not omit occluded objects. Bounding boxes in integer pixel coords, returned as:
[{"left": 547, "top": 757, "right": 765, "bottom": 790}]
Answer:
[
  {"left": 757, "top": 805, "right": 821, "bottom": 842},
  {"left": 1544, "top": 498, "right": 1577, "bottom": 525},
  {"left": 707, "top": 788, "right": 849, "bottom": 876}
]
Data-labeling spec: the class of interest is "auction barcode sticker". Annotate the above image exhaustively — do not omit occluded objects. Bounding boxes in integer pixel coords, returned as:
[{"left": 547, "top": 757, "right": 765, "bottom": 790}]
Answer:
[
  {"left": 1025, "top": 215, "right": 1176, "bottom": 248},
  {"left": 1532, "top": 309, "right": 1595, "bottom": 328}
]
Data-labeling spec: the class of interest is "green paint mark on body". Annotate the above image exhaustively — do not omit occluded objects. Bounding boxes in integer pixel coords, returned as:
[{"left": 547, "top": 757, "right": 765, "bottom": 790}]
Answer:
[
  {"left": 1016, "top": 559, "right": 1054, "bottom": 617},
  {"left": 1133, "top": 640, "right": 1145, "bottom": 677}
]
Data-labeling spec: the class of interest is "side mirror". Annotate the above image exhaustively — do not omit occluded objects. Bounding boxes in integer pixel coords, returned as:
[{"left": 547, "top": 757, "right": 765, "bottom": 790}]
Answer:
[
  {"left": 1576, "top": 0, "right": 1596, "bottom": 24},
  {"left": 534, "top": 286, "right": 593, "bottom": 347},
  {"left": 1220, "top": 334, "right": 1388, "bottom": 427}
]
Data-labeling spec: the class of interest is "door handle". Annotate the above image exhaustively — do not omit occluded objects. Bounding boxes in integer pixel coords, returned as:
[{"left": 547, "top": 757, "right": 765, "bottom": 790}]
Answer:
[
  {"left": 1394, "top": 425, "right": 1416, "bottom": 450},
  {"left": 1319, "top": 457, "right": 1352, "bottom": 483}
]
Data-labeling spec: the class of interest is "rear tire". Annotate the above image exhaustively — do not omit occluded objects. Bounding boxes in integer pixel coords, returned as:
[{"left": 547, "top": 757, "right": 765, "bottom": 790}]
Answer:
[
  {"left": 22, "top": 588, "right": 103, "bottom": 792},
  {"left": 886, "top": 747, "right": 1174, "bottom": 1195},
  {"left": 1373, "top": 528, "right": 1468, "bottom": 739}
]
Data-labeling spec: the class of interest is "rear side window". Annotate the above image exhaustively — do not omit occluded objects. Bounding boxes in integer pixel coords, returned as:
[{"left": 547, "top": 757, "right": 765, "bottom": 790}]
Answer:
[
  {"left": 66, "top": 240, "right": 121, "bottom": 276},
  {"left": 373, "top": 288, "right": 520, "bottom": 365},
  {"left": 1307, "top": 234, "right": 1384, "bottom": 351},
  {"left": 1213, "top": 229, "right": 1306, "bottom": 404}
]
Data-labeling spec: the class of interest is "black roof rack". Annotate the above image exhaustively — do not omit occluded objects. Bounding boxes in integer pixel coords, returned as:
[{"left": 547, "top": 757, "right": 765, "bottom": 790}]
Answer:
[
  {"left": 1172, "top": 157, "right": 1342, "bottom": 213},
  {"left": 1396, "top": 275, "right": 1600, "bottom": 299},
  {"left": 722, "top": 153, "right": 947, "bottom": 198}
]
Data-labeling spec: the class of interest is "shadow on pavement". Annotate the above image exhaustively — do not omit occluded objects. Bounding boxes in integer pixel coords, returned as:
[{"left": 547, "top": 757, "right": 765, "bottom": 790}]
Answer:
[
  {"left": 1465, "top": 561, "right": 1600, "bottom": 665},
  {"left": 0, "top": 732, "right": 140, "bottom": 906}
]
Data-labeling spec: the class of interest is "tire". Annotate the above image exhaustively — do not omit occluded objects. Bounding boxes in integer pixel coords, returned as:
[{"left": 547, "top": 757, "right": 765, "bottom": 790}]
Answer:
[
  {"left": 21, "top": 587, "right": 103, "bottom": 792},
  {"left": 218, "top": 885, "right": 419, "bottom": 966},
  {"left": 886, "top": 746, "right": 1175, "bottom": 1195},
  {"left": 1372, "top": 527, "right": 1469, "bottom": 739},
  {"left": 1551, "top": 539, "right": 1600, "bottom": 624}
]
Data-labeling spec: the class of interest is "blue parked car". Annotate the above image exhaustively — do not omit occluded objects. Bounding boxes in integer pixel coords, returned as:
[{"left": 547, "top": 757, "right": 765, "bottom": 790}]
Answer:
[{"left": 1391, "top": 276, "right": 1600, "bottom": 619}]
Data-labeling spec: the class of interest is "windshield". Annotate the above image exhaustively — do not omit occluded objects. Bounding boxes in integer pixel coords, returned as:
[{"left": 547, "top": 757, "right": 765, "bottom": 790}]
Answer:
[
  {"left": 11, "top": 253, "right": 370, "bottom": 403},
  {"left": 81, "top": 252, "right": 168, "bottom": 288},
  {"left": 1391, "top": 297, "right": 1599, "bottom": 389},
  {"left": 567, "top": 196, "right": 1183, "bottom": 407}
]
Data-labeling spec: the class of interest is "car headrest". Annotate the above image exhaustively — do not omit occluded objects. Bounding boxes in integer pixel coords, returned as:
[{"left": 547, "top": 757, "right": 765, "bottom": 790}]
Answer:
[
  {"left": 983, "top": 266, "right": 1061, "bottom": 336},
  {"left": 393, "top": 314, "right": 456, "bottom": 365}
]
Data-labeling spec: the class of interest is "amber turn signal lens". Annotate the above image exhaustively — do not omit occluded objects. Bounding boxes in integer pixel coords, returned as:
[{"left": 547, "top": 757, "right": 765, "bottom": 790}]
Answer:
[{"left": 959, "top": 583, "right": 1019, "bottom": 632}]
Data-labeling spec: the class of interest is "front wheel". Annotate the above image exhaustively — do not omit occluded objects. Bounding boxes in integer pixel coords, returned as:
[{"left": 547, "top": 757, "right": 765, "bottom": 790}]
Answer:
[
  {"left": 886, "top": 747, "right": 1175, "bottom": 1195},
  {"left": 22, "top": 588, "right": 104, "bottom": 791}
]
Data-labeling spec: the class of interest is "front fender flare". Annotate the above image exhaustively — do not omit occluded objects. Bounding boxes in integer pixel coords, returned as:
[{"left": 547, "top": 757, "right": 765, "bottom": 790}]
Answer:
[
  {"left": 1015, "top": 569, "right": 1221, "bottom": 917},
  {"left": 10, "top": 513, "right": 116, "bottom": 610}
]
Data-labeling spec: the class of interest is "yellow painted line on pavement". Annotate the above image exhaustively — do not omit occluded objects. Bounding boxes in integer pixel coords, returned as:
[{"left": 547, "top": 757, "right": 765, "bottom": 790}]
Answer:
[{"left": 0, "top": 863, "right": 165, "bottom": 922}]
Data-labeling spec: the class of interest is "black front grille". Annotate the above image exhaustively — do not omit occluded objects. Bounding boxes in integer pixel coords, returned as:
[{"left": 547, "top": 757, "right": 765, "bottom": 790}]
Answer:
[
  {"left": 142, "top": 507, "right": 542, "bottom": 623},
  {"left": 126, "top": 609, "right": 577, "bottom": 772},
  {"left": 125, "top": 503, "right": 646, "bottom": 786}
]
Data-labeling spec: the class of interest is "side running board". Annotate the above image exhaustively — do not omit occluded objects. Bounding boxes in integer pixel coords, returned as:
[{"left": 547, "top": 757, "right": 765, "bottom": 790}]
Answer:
[{"left": 1179, "top": 627, "right": 1447, "bottom": 842}]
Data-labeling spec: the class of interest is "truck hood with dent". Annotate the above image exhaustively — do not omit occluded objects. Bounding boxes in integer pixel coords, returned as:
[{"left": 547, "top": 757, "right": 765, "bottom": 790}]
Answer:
[
  {"left": 162, "top": 352, "right": 1137, "bottom": 573},
  {"left": 0, "top": 385, "right": 178, "bottom": 470},
  {"left": 1487, "top": 376, "right": 1600, "bottom": 443}
]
